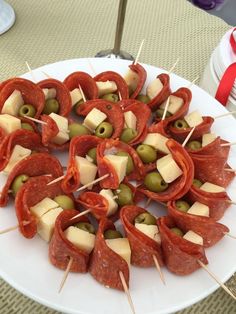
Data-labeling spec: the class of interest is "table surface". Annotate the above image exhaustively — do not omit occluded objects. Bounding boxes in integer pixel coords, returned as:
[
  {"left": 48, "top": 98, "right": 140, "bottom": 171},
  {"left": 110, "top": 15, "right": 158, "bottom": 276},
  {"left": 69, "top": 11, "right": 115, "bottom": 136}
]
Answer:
[{"left": 0, "top": 0, "right": 235, "bottom": 313}]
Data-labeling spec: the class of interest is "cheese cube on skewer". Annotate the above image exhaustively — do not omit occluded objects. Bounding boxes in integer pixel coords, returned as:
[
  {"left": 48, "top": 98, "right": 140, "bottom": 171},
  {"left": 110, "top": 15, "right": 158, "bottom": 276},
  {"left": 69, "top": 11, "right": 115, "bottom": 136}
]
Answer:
[
  {"left": 200, "top": 182, "right": 225, "bottom": 193},
  {"left": 0, "top": 114, "right": 21, "bottom": 134},
  {"left": 30, "top": 197, "right": 59, "bottom": 219},
  {"left": 135, "top": 223, "right": 161, "bottom": 244},
  {"left": 184, "top": 110, "right": 203, "bottom": 128},
  {"left": 187, "top": 202, "right": 210, "bottom": 217},
  {"left": 3, "top": 145, "right": 31, "bottom": 175},
  {"left": 75, "top": 156, "right": 97, "bottom": 189},
  {"left": 124, "top": 111, "right": 137, "bottom": 130},
  {"left": 64, "top": 226, "right": 95, "bottom": 254},
  {"left": 105, "top": 238, "right": 131, "bottom": 265},
  {"left": 96, "top": 81, "right": 117, "bottom": 97},
  {"left": 124, "top": 69, "right": 139, "bottom": 94},
  {"left": 104, "top": 155, "right": 128, "bottom": 184},
  {"left": 2, "top": 90, "right": 24, "bottom": 116},
  {"left": 142, "top": 133, "right": 170, "bottom": 154},
  {"left": 42, "top": 88, "right": 57, "bottom": 101},
  {"left": 83, "top": 108, "right": 107, "bottom": 131},
  {"left": 70, "top": 88, "right": 82, "bottom": 106},
  {"left": 146, "top": 78, "right": 163, "bottom": 100},
  {"left": 160, "top": 95, "right": 183, "bottom": 115},
  {"left": 156, "top": 154, "right": 183, "bottom": 183},
  {"left": 183, "top": 230, "right": 203, "bottom": 246},
  {"left": 202, "top": 133, "right": 217, "bottom": 147},
  {"left": 99, "top": 189, "right": 118, "bottom": 216},
  {"left": 49, "top": 113, "right": 69, "bottom": 145}
]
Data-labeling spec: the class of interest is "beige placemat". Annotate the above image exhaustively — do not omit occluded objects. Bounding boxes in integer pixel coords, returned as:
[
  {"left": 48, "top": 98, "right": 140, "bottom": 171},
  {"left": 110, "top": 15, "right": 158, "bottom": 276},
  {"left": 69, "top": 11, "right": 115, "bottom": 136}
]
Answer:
[{"left": 0, "top": 0, "right": 235, "bottom": 313}]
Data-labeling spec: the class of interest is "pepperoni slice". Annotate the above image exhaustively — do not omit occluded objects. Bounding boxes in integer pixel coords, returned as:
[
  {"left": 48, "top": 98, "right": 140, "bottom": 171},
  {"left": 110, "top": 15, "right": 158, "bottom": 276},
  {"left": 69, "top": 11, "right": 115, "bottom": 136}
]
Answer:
[
  {"left": 0, "top": 78, "right": 45, "bottom": 119},
  {"left": 167, "top": 201, "right": 229, "bottom": 247},
  {"left": 158, "top": 216, "right": 208, "bottom": 275},
  {"left": 147, "top": 74, "right": 171, "bottom": 111},
  {"left": 120, "top": 205, "right": 164, "bottom": 267},
  {"left": 49, "top": 209, "right": 90, "bottom": 272},
  {"left": 89, "top": 218, "right": 129, "bottom": 290},
  {"left": 37, "top": 78, "right": 72, "bottom": 117},
  {"left": 127, "top": 63, "right": 147, "bottom": 99}
]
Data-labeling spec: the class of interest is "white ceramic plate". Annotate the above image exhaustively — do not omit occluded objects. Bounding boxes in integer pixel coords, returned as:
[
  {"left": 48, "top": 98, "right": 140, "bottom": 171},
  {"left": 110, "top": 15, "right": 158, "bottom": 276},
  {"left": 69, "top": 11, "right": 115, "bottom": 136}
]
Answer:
[{"left": 0, "top": 58, "right": 236, "bottom": 314}]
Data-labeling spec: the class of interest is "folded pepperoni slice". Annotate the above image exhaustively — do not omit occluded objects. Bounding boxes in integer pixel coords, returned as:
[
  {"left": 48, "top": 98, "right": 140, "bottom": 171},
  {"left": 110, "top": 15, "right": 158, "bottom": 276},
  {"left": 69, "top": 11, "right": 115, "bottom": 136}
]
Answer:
[
  {"left": 126, "top": 63, "right": 147, "bottom": 99},
  {"left": 0, "top": 129, "right": 47, "bottom": 171},
  {"left": 63, "top": 71, "right": 98, "bottom": 100},
  {"left": 186, "top": 137, "right": 229, "bottom": 157},
  {"left": 77, "top": 99, "right": 124, "bottom": 139},
  {"left": 187, "top": 184, "right": 231, "bottom": 221},
  {"left": 95, "top": 71, "right": 129, "bottom": 100},
  {"left": 139, "top": 139, "right": 194, "bottom": 202},
  {"left": 0, "top": 78, "right": 45, "bottom": 118},
  {"left": 96, "top": 138, "right": 146, "bottom": 189},
  {"left": 0, "top": 153, "right": 63, "bottom": 207},
  {"left": 167, "top": 201, "right": 229, "bottom": 247},
  {"left": 37, "top": 78, "right": 72, "bottom": 117},
  {"left": 89, "top": 218, "right": 129, "bottom": 290},
  {"left": 120, "top": 205, "right": 164, "bottom": 267},
  {"left": 158, "top": 216, "right": 208, "bottom": 275},
  {"left": 62, "top": 135, "right": 102, "bottom": 194},
  {"left": 49, "top": 209, "right": 90, "bottom": 272}
]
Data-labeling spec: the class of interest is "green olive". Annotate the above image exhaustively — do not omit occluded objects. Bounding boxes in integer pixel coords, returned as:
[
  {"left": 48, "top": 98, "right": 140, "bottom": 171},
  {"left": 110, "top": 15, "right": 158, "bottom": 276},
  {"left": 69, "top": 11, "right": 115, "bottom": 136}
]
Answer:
[
  {"left": 120, "top": 128, "right": 137, "bottom": 143},
  {"left": 21, "top": 123, "right": 34, "bottom": 131},
  {"left": 186, "top": 141, "right": 202, "bottom": 150},
  {"left": 68, "top": 123, "right": 90, "bottom": 139},
  {"left": 144, "top": 172, "right": 168, "bottom": 192},
  {"left": 134, "top": 212, "right": 156, "bottom": 225},
  {"left": 95, "top": 122, "right": 113, "bottom": 139},
  {"left": 192, "top": 179, "right": 203, "bottom": 188},
  {"left": 136, "top": 94, "right": 150, "bottom": 104},
  {"left": 74, "top": 222, "right": 95, "bottom": 234},
  {"left": 170, "top": 227, "right": 184, "bottom": 237},
  {"left": 173, "top": 119, "right": 189, "bottom": 129},
  {"left": 155, "top": 108, "right": 172, "bottom": 119},
  {"left": 73, "top": 99, "right": 84, "bottom": 114},
  {"left": 101, "top": 93, "right": 119, "bottom": 102},
  {"left": 104, "top": 229, "right": 123, "bottom": 239},
  {"left": 116, "top": 151, "right": 134, "bottom": 175},
  {"left": 19, "top": 104, "right": 36, "bottom": 118},
  {"left": 11, "top": 174, "right": 29, "bottom": 197},
  {"left": 136, "top": 144, "right": 157, "bottom": 163},
  {"left": 87, "top": 147, "right": 97, "bottom": 164},
  {"left": 115, "top": 184, "right": 133, "bottom": 207},
  {"left": 42, "top": 99, "right": 59, "bottom": 115},
  {"left": 176, "top": 200, "right": 190, "bottom": 212},
  {"left": 53, "top": 195, "right": 75, "bottom": 210}
]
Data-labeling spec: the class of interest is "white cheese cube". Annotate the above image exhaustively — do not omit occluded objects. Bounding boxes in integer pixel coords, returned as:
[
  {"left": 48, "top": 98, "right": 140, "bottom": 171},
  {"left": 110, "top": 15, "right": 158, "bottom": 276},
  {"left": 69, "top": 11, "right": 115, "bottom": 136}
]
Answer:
[
  {"left": 96, "top": 81, "right": 117, "bottom": 97},
  {"left": 135, "top": 223, "right": 161, "bottom": 244},
  {"left": 202, "top": 133, "right": 217, "bottom": 147},
  {"left": 49, "top": 113, "right": 69, "bottom": 145},
  {"left": 37, "top": 207, "right": 63, "bottom": 242},
  {"left": 142, "top": 133, "right": 170, "bottom": 154},
  {"left": 156, "top": 154, "right": 183, "bottom": 183},
  {"left": 105, "top": 238, "right": 131, "bottom": 265},
  {"left": 83, "top": 108, "right": 107, "bottom": 131},
  {"left": 3, "top": 145, "right": 31, "bottom": 175},
  {"left": 160, "top": 95, "right": 183, "bottom": 115},
  {"left": 200, "top": 182, "right": 225, "bottom": 193},
  {"left": 99, "top": 189, "right": 118, "bottom": 216},
  {"left": 0, "top": 114, "right": 21, "bottom": 134},
  {"left": 75, "top": 156, "right": 97, "bottom": 189},
  {"left": 124, "top": 111, "right": 137, "bottom": 130},
  {"left": 124, "top": 69, "right": 139, "bottom": 93},
  {"left": 183, "top": 230, "right": 203, "bottom": 246},
  {"left": 184, "top": 110, "right": 203, "bottom": 128},
  {"left": 64, "top": 226, "right": 95, "bottom": 254},
  {"left": 2, "top": 90, "right": 24, "bottom": 116},
  {"left": 146, "top": 78, "right": 163, "bottom": 100},
  {"left": 42, "top": 88, "right": 57, "bottom": 101},
  {"left": 105, "top": 154, "right": 128, "bottom": 183},
  {"left": 70, "top": 88, "right": 82, "bottom": 106},
  {"left": 51, "top": 130, "right": 69, "bottom": 145},
  {"left": 187, "top": 202, "right": 210, "bottom": 217},
  {"left": 30, "top": 197, "right": 59, "bottom": 219}
]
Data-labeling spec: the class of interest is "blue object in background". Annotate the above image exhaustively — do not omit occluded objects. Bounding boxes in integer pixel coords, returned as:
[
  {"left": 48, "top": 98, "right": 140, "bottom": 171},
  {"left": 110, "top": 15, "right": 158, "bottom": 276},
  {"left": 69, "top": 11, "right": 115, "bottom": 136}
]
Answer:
[{"left": 193, "top": 0, "right": 225, "bottom": 10}]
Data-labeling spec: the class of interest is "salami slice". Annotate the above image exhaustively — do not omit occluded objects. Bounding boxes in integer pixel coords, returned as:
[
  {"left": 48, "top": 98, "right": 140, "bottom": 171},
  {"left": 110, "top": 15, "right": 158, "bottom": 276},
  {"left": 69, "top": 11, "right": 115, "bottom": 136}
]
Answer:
[
  {"left": 127, "top": 63, "right": 147, "bottom": 99},
  {"left": 95, "top": 71, "right": 129, "bottom": 100},
  {"left": 169, "top": 116, "right": 214, "bottom": 143},
  {"left": 62, "top": 135, "right": 102, "bottom": 193},
  {"left": 49, "top": 209, "right": 90, "bottom": 272},
  {"left": 0, "top": 153, "right": 63, "bottom": 207},
  {"left": 77, "top": 99, "right": 124, "bottom": 139},
  {"left": 139, "top": 139, "right": 194, "bottom": 202},
  {"left": 187, "top": 184, "right": 231, "bottom": 220},
  {"left": 148, "top": 119, "right": 169, "bottom": 136},
  {"left": 96, "top": 138, "right": 146, "bottom": 188},
  {"left": 120, "top": 205, "right": 164, "bottom": 267},
  {"left": 158, "top": 216, "right": 208, "bottom": 275},
  {"left": 0, "top": 129, "right": 47, "bottom": 171},
  {"left": 147, "top": 74, "right": 171, "bottom": 111},
  {"left": 89, "top": 218, "right": 129, "bottom": 290},
  {"left": 167, "top": 201, "right": 229, "bottom": 247},
  {"left": 63, "top": 71, "right": 98, "bottom": 100},
  {"left": 0, "top": 78, "right": 45, "bottom": 118},
  {"left": 37, "top": 78, "right": 72, "bottom": 117}
]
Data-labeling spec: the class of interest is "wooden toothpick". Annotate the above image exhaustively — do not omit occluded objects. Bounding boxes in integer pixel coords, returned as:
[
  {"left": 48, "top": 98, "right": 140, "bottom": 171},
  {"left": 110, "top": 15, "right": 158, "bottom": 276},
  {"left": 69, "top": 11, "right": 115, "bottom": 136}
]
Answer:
[
  {"left": 221, "top": 142, "right": 236, "bottom": 147},
  {"left": 0, "top": 220, "right": 30, "bottom": 235},
  {"left": 224, "top": 168, "right": 236, "bottom": 173},
  {"left": 47, "top": 175, "right": 65, "bottom": 186},
  {"left": 70, "top": 209, "right": 91, "bottom": 221},
  {"left": 25, "top": 61, "right": 37, "bottom": 82},
  {"left": 227, "top": 200, "right": 236, "bottom": 205},
  {"left": 86, "top": 58, "right": 97, "bottom": 76},
  {"left": 198, "top": 260, "right": 236, "bottom": 300},
  {"left": 41, "top": 70, "right": 51, "bottom": 78},
  {"left": 182, "top": 126, "right": 196, "bottom": 147},
  {"left": 187, "top": 77, "right": 199, "bottom": 89},
  {"left": 119, "top": 271, "right": 136, "bottom": 314},
  {"left": 144, "top": 197, "right": 152, "bottom": 209},
  {"left": 118, "top": 91, "right": 122, "bottom": 101},
  {"left": 24, "top": 116, "right": 47, "bottom": 125},
  {"left": 215, "top": 111, "right": 236, "bottom": 119},
  {"left": 76, "top": 174, "right": 109, "bottom": 192},
  {"left": 162, "top": 96, "right": 170, "bottom": 121},
  {"left": 167, "top": 58, "right": 180, "bottom": 75},
  {"left": 134, "top": 39, "right": 145, "bottom": 66},
  {"left": 225, "top": 233, "right": 236, "bottom": 239},
  {"left": 58, "top": 257, "right": 73, "bottom": 293},
  {"left": 153, "top": 255, "right": 165, "bottom": 285},
  {"left": 79, "top": 84, "right": 86, "bottom": 102}
]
